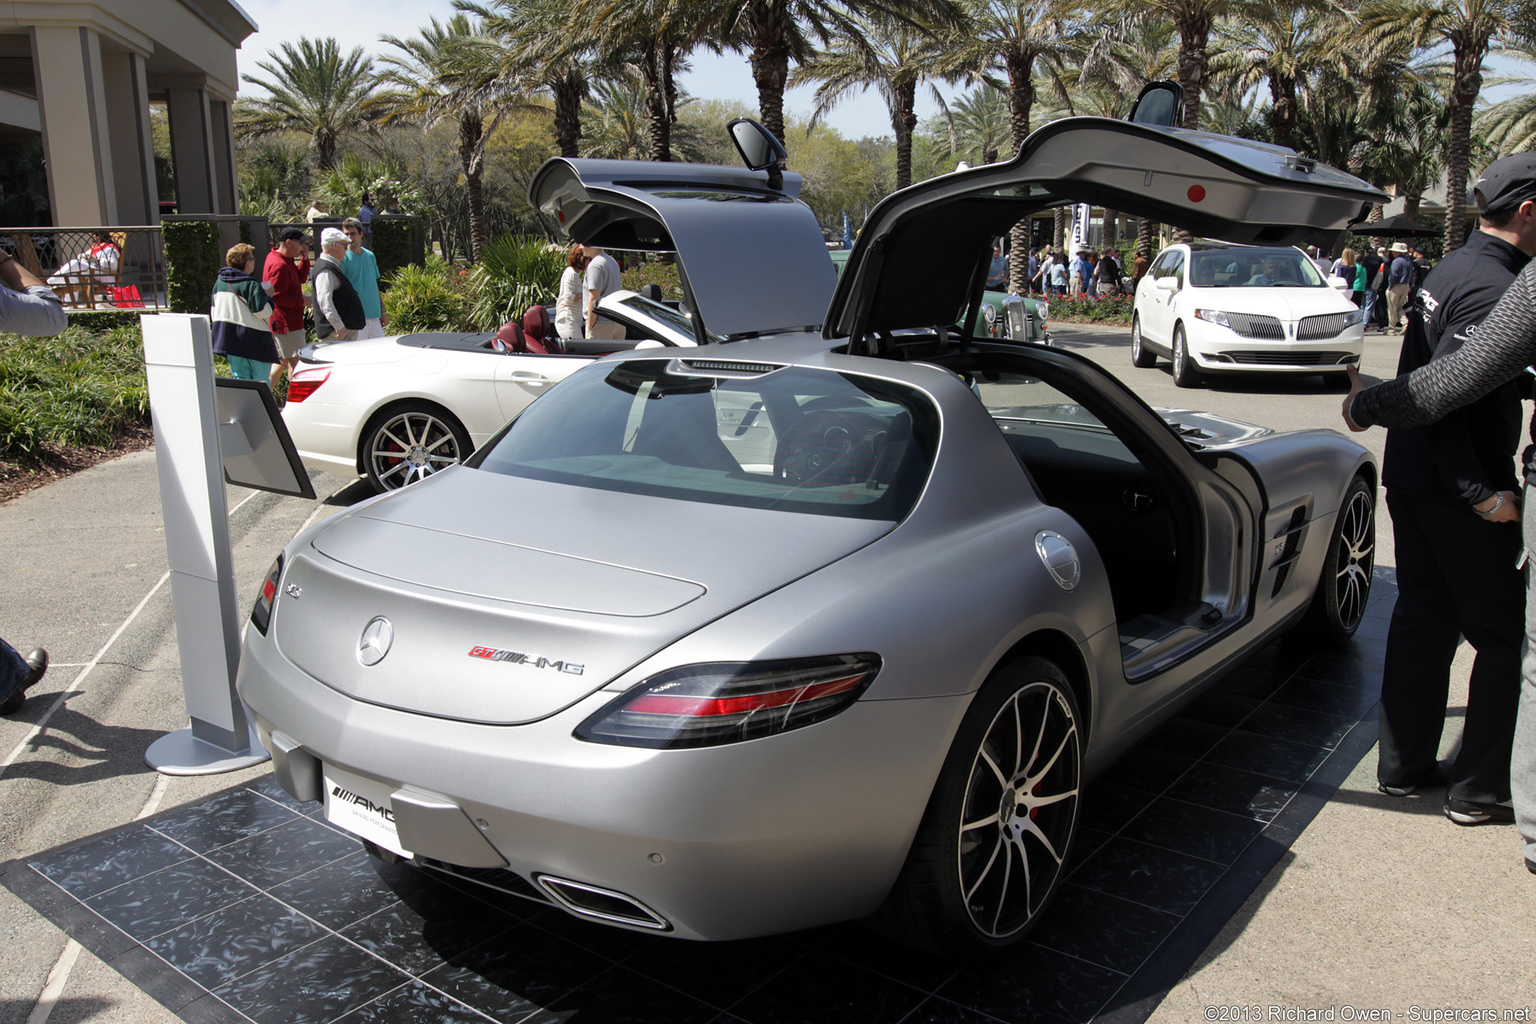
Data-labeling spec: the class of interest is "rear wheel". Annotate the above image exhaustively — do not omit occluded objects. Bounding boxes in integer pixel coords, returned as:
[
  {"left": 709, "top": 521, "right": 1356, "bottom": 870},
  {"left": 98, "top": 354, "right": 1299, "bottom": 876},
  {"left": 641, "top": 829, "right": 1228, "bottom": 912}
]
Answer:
[
  {"left": 876, "top": 657, "right": 1082, "bottom": 954},
  {"left": 1171, "top": 324, "right": 1201, "bottom": 388},
  {"left": 362, "top": 401, "right": 473, "bottom": 493},
  {"left": 1131, "top": 315, "right": 1156, "bottom": 368},
  {"left": 1299, "top": 475, "right": 1375, "bottom": 644}
]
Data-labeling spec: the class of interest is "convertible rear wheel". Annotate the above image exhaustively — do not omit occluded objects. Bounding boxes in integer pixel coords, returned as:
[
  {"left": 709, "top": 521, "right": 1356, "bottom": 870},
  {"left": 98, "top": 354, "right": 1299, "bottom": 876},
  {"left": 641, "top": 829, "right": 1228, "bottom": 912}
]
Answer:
[
  {"left": 363, "top": 401, "right": 473, "bottom": 493},
  {"left": 877, "top": 657, "right": 1081, "bottom": 954},
  {"left": 1299, "top": 475, "right": 1375, "bottom": 645},
  {"left": 1171, "top": 324, "right": 1201, "bottom": 388},
  {"left": 1131, "top": 315, "right": 1157, "bottom": 368}
]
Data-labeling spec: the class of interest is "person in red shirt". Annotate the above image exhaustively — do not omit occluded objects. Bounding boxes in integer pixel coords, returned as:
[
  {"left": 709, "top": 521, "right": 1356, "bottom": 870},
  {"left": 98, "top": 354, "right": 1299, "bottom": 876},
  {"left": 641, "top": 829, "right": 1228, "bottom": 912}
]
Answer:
[{"left": 262, "top": 227, "right": 311, "bottom": 393}]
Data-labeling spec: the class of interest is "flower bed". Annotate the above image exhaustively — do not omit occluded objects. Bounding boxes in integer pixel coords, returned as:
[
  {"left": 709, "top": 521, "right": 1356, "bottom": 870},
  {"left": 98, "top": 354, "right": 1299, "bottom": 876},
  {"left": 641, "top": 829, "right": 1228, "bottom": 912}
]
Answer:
[{"left": 1041, "top": 292, "right": 1133, "bottom": 325}]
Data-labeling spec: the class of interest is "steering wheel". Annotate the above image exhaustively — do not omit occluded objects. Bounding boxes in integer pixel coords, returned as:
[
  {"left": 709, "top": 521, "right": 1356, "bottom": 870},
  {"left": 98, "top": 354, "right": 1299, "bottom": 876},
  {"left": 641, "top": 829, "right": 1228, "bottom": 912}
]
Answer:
[{"left": 774, "top": 410, "right": 885, "bottom": 486}]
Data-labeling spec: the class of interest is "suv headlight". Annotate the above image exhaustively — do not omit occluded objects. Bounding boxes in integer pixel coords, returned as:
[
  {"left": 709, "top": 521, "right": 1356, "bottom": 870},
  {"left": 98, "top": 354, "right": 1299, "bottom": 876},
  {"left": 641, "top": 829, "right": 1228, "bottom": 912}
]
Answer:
[
  {"left": 1342, "top": 309, "right": 1364, "bottom": 327},
  {"left": 1193, "top": 309, "right": 1232, "bottom": 329}
]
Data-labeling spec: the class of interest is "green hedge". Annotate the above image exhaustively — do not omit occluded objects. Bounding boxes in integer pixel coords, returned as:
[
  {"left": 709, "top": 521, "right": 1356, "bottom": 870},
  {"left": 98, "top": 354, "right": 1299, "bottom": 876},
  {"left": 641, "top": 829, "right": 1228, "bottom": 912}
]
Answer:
[
  {"left": 0, "top": 323, "right": 149, "bottom": 455},
  {"left": 163, "top": 220, "right": 222, "bottom": 315},
  {"left": 1045, "top": 294, "right": 1134, "bottom": 324},
  {"left": 371, "top": 217, "right": 422, "bottom": 282},
  {"left": 66, "top": 310, "right": 148, "bottom": 332}
]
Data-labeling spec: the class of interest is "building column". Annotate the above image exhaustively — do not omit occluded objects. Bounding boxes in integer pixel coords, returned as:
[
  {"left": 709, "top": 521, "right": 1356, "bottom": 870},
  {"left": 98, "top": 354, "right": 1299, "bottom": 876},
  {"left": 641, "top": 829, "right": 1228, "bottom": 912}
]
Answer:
[
  {"left": 102, "top": 50, "right": 158, "bottom": 225},
  {"left": 164, "top": 85, "right": 217, "bottom": 215},
  {"left": 31, "top": 25, "right": 117, "bottom": 225},
  {"left": 208, "top": 99, "right": 236, "bottom": 215}
]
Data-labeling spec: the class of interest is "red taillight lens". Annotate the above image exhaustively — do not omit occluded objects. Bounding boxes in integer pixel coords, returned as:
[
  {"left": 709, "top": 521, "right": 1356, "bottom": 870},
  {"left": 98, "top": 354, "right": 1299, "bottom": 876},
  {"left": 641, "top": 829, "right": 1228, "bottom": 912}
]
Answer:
[
  {"left": 575, "top": 654, "right": 881, "bottom": 749},
  {"left": 286, "top": 369, "right": 330, "bottom": 403},
  {"left": 250, "top": 556, "right": 283, "bottom": 634}
]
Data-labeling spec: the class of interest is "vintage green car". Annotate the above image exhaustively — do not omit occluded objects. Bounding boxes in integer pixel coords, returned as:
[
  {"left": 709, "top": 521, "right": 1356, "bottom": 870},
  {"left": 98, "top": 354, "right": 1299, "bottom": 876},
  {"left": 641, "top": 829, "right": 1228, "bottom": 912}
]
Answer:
[{"left": 828, "top": 248, "right": 1051, "bottom": 344}]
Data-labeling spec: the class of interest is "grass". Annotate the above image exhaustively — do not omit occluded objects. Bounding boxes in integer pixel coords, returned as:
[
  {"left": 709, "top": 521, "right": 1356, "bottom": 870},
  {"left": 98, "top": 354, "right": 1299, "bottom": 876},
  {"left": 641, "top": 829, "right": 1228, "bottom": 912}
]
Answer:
[{"left": 0, "top": 324, "right": 149, "bottom": 456}]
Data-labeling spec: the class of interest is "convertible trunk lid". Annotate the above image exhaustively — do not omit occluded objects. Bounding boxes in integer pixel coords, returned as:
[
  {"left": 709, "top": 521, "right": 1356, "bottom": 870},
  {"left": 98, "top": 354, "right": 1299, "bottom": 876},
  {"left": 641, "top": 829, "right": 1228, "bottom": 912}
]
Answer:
[
  {"left": 273, "top": 467, "right": 892, "bottom": 725},
  {"left": 527, "top": 159, "right": 835, "bottom": 340}
]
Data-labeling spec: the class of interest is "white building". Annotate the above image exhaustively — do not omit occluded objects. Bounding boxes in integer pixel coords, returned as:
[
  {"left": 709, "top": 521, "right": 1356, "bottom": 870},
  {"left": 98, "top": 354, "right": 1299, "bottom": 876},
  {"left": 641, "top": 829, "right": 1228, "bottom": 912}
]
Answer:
[{"left": 0, "top": 0, "right": 256, "bottom": 226}]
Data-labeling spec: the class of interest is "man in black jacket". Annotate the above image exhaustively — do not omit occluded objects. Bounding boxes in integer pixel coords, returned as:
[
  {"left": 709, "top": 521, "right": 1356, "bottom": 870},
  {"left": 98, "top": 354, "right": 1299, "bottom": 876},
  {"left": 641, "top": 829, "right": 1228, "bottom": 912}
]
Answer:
[{"left": 1374, "top": 153, "right": 1536, "bottom": 825}]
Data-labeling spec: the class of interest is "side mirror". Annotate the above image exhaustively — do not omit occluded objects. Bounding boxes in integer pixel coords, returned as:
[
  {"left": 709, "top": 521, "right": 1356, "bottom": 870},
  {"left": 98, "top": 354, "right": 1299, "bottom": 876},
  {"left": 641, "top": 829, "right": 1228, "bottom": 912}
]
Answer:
[
  {"left": 1331, "top": 276, "right": 1351, "bottom": 290},
  {"left": 1130, "top": 81, "right": 1184, "bottom": 128},
  {"left": 727, "top": 118, "right": 787, "bottom": 190},
  {"left": 1155, "top": 276, "right": 1180, "bottom": 292}
]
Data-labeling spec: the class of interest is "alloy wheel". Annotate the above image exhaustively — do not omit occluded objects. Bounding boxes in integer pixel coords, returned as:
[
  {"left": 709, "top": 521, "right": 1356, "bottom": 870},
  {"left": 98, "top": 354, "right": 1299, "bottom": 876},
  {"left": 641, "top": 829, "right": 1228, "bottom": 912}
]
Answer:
[
  {"left": 368, "top": 410, "right": 465, "bottom": 490},
  {"left": 957, "top": 679, "right": 1081, "bottom": 940}
]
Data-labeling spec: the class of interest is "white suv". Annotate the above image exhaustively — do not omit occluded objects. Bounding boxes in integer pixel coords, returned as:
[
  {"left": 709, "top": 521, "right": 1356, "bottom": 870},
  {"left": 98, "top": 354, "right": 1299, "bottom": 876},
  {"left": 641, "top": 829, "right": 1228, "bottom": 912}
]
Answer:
[{"left": 1131, "top": 241, "right": 1364, "bottom": 387}]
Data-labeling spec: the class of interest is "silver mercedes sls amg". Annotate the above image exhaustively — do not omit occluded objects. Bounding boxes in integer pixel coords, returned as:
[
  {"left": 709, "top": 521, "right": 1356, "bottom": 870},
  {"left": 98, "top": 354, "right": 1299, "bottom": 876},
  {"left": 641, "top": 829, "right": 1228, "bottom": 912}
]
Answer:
[{"left": 237, "top": 108, "right": 1385, "bottom": 953}]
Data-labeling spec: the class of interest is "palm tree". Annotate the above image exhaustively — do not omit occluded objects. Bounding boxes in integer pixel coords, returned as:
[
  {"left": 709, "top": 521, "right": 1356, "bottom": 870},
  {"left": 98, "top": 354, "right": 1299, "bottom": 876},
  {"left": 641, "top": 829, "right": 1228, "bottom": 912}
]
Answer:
[
  {"left": 945, "top": 84, "right": 1010, "bottom": 164},
  {"left": 940, "top": 0, "right": 1081, "bottom": 290},
  {"left": 791, "top": 12, "right": 954, "bottom": 188},
  {"left": 569, "top": 0, "right": 715, "bottom": 162},
  {"left": 457, "top": 0, "right": 612, "bottom": 158},
  {"left": 1474, "top": 35, "right": 1536, "bottom": 153},
  {"left": 1361, "top": 0, "right": 1536, "bottom": 251},
  {"left": 1214, "top": 4, "right": 1350, "bottom": 151},
  {"left": 237, "top": 38, "right": 382, "bottom": 173},
  {"left": 681, "top": 0, "right": 965, "bottom": 144},
  {"left": 581, "top": 77, "right": 655, "bottom": 158},
  {"left": 377, "top": 15, "right": 515, "bottom": 261}
]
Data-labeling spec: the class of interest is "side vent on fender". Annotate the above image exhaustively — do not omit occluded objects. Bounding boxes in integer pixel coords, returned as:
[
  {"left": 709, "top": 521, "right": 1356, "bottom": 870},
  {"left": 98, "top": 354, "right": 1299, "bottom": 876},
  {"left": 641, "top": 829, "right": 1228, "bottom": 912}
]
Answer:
[{"left": 1271, "top": 505, "right": 1309, "bottom": 597}]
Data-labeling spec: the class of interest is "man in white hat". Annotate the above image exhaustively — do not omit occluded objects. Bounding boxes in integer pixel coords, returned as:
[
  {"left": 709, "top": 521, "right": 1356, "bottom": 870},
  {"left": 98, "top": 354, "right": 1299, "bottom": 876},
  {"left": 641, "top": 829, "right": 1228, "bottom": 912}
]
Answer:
[
  {"left": 1386, "top": 240, "right": 1415, "bottom": 332},
  {"left": 311, "top": 227, "right": 367, "bottom": 342}
]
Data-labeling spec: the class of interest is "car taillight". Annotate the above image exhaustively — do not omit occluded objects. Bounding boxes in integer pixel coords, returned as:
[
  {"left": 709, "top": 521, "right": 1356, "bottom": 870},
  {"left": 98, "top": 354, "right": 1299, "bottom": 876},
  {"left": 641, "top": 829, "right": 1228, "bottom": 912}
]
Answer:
[
  {"left": 250, "top": 556, "right": 283, "bottom": 634},
  {"left": 575, "top": 654, "right": 881, "bottom": 749},
  {"left": 286, "top": 369, "right": 330, "bottom": 403}
]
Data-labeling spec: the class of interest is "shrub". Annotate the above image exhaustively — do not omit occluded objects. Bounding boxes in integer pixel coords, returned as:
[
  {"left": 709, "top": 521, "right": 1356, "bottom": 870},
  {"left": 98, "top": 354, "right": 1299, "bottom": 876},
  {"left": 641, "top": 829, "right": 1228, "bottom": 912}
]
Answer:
[
  {"left": 0, "top": 323, "right": 149, "bottom": 455},
  {"left": 466, "top": 236, "right": 565, "bottom": 330},
  {"left": 162, "top": 220, "right": 222, "bottom": 315},
  {"left": 66, "top": 310, "right": 147, "bottom": 333},
  {"left": 621, "top": 256, "right": 685, "bottom": 301},
  {"left": 381, "top": 255, "right": 472, "bottom": 333},
  {"left": 1044, "top": 293, "right": 1134, "bottom": 324}
]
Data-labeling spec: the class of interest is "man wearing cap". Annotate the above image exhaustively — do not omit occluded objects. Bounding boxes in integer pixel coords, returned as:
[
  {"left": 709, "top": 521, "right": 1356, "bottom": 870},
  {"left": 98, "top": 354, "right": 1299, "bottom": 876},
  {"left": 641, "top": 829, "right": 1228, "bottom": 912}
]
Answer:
[
  {"left": 262, "top": 228, "right": 311, "bottom": 391},
  {"left": 1346, "top": 152, "right": 1536, "bottom": 834},
  {"left": 312, "top": 227, "right": 367, "bottom": 343}
]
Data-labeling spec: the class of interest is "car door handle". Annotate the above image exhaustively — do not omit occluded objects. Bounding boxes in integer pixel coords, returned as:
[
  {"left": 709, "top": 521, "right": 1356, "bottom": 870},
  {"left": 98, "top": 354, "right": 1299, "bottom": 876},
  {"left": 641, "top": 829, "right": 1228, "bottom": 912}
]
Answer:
[{"left": 509, "top": 371, "right": 550, "bottom": 384}]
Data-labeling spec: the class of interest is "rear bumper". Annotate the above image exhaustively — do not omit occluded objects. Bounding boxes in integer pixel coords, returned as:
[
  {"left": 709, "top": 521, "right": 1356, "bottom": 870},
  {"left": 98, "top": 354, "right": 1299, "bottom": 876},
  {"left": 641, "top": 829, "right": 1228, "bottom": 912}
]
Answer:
[
  {"left": 283, "top": 401, "right": 363, "bottom": 476},
  {"left": 237, "top": 626, "right": 967, "bottom": 941}
]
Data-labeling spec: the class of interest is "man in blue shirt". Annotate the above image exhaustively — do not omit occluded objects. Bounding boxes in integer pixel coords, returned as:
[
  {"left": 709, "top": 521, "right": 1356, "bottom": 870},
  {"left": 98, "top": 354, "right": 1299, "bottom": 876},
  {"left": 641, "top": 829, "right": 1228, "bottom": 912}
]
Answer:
[
  {"left": 986, "top": 244, "right": 1008, "bottom": 289},
  {"left": 1071, "top": 251, "right": 1093, "bottom": 294},
  {"left": 1387, "top": 241, "right": 1415, "bottom": 332},
  {"left": 341, "top": 218, "right": 387, "bottom": 339}
]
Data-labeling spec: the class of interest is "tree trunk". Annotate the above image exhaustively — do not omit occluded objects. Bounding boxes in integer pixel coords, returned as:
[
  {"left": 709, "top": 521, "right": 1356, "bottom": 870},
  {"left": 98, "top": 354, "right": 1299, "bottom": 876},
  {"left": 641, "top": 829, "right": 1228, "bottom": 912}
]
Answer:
[
  {"left": 1270, "top": 75, "right": 1297, "bottom": 152},
  {"left": 1053, "top": 207, "right": 1066, "bottom": 251},
  {"left": 894, "top": 80, "right": 918, "bottom": 190},
  {"left": 553, "top": 73, "right": 583, "bottom": 157},
  {"left": 1004, "top": 48, "right": 1037, "bottom": 295},
  {"left": 642, "top": 44, "right": 672, "bottom": 162},
  {"left": 460, "top": 110, "right": 487, "bottom": 262},
  {"left": 1443, "top": 38, "right": 1487, "bottom": 253},
  {"left": 1136, "top": 216, "right": 1156, "bottom": 260},
  {"left": 750, "top": 5, "right": 792, "bottom": 144}
]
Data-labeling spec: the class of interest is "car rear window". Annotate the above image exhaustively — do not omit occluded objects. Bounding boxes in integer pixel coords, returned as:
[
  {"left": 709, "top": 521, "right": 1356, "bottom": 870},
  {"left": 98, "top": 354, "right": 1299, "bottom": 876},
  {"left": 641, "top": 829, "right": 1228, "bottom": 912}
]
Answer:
[{"left": 474, "top": 360, "right": 938, "bottom": 520}]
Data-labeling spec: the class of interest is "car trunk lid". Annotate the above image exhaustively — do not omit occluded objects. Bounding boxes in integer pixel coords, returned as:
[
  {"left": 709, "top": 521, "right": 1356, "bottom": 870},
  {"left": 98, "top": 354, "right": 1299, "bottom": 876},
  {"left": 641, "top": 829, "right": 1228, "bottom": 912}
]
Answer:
[{"left": 273, "top": 467, "right": 893, "bottom": 725}]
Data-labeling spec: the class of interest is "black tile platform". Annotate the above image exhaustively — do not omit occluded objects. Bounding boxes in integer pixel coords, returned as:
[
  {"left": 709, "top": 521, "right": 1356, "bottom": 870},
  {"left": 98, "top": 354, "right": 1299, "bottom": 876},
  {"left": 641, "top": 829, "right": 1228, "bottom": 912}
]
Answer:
[{"left": 2, "top": 580, "right": 1394, "bottom": 1024}]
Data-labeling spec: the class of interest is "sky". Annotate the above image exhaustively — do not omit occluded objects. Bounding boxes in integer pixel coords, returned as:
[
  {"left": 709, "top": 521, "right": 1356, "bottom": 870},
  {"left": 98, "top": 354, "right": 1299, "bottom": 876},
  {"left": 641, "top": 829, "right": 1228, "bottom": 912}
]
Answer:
[{"left": 233, "top": 0, "right": 936, "bottom": 141}]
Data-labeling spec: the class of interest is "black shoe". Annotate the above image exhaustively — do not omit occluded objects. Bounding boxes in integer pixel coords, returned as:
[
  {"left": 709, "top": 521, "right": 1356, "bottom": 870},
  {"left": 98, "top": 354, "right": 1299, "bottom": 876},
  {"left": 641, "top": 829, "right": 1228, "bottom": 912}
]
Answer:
[
  {"left": 1378, "top": 763, "right": 1450, "bottom": 797},
  {"left": 0, "top": 647, "right": 47, "bottom": 715},
  {"left": 1527, "top": 857, "right": 1535, "bottom": 875},
  {"left": 1444, "top": 797, "right": 1515, "bottom": 826}
]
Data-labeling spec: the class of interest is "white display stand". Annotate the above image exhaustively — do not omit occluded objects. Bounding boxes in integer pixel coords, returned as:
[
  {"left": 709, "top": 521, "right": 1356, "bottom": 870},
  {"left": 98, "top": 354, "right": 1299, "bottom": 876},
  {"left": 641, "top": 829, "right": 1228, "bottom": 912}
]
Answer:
[{"left": 141, "top": 314, "right": 309, "bottom": 775}]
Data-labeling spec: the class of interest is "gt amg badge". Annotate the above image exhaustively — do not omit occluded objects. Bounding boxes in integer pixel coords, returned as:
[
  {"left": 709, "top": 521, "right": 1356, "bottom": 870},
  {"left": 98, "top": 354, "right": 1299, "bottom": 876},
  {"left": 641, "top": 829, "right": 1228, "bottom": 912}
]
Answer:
[
  {"left": 358, "top": 617, "right": 394, "bottom": 666},
  {"left": 331, "top": 785, "right": 394, "bottom": 822},
  {"left": 468, "top": 646, "right": 584, "bottom": 675}
]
